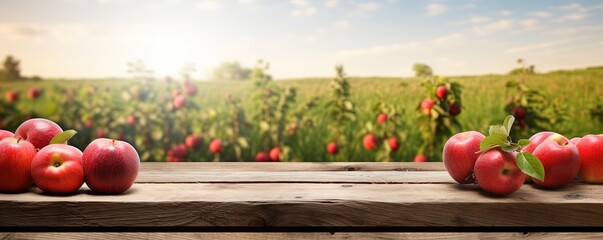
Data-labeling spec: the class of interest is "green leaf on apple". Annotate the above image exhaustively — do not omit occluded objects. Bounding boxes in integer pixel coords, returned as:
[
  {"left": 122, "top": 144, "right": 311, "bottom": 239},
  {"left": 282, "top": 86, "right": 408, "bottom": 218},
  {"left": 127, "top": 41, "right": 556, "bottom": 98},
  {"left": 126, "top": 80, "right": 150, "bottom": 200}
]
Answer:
[
  {"left": 501, "top": 145, "right": 519, "bottom": 152},
  {"left": 488, "top": 125, "right": 508, "bottom": 136},
  {"left": 516, "top": 152, "right": 545, "bottom": 181},
  {"left": 518, "top": 139, "right": 531, "bottom": 148},
  {"left": 503, "top": 115, "right": 515, "bottom": 136},
  {"left": 478, "top": 133, "right": 508, "bottom": 153},
  {"left": 50, "top": 130, "right": 78, "bottom": 145}
]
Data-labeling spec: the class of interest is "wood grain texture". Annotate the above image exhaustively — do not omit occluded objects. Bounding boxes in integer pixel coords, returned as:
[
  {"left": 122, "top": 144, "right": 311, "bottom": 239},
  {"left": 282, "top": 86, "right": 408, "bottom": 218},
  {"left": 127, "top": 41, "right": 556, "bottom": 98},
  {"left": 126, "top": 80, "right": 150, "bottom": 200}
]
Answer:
[
  {"left": 136, "top": 171, "right": 454, "bottom": 183},
  {"left": 1, "top": 183, "right": 602, "bottom": 227},
  {"left": 139, "top": 162, "right": 446, "bottom": 172},
  {"left": 2, "top": 232, "right": 603, "bottom": 240}
]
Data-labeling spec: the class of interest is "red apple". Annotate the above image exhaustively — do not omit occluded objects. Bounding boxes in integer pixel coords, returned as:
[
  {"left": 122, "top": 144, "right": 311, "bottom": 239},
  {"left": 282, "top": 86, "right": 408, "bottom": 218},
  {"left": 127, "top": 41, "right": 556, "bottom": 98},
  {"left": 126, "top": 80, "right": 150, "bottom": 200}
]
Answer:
[
  {"left": 96, "top": 130, "right": 106, "bottom": 138},
  {"left": 27, "top": 88, "right": 41, "bottom": 100},
  {"left": 570, "top": 137, "right": 581, "bottom": 146},
  {"left": 420, "top": 98, "right": 435, "bottom": 115},
  {"left": 184, "top": 85, "right": 198, "bottom": 96},
  {"left": 513, "top": 106, "right": 526, "bottom": 119},
  {"left": 449, "top": 102, "right": 461, "bottom": 116},
  {"left": 326, "top": 142, "right": 339, "bottom": 155},
  {"left": 173, "top": 95, "right": 186, "bottom": 109},
  {"left": 269, "top": 147, "right": 281, "bottom": 161},
  {"left": 209, "top": 139, "right": 222, "bottom": 154},
  {"left": 0, "top": 130, "right": 13, "bottom": 140},
  {"left": 414, "top": 154, "right": 427, "bottom": 162},
  {"left": 443, "top": 131, "right": 485, "bottom": 184},
  {"left": 377, "top": 113, "right": 388, "bottom": 124},
  {"left": 167, "top": 144, "right": 187, "bottom": 162},
  {"left": 363, "top": 133, "right": 378, "bottom": 150},
  {"left": 576, "top": 134, "right": 603, "bottom": 183},
  {"left": 5, "top": 91, "right": 19, "bottom": 102},
  {"left": 84, "top": 120, "right": 92, "bottom": 128},
  {"left": 474, "top": 149, "right": 526, "bottom": 196},
  {"left": 388, "top": 137, "right": 400, "bottom": 152},
  {"left": 31, "top": 144, "right": 84, "bottom": 194},
  {"left": 436, "top": 86, "right": 448, "bottom": 99},
  {"left": 532, "top": 134, "right": 580, "bottom": 188},
  {"left": 255, "top": 151, "right": 269, "bottom": 162},
  {"left": 127, "top": 115, "right": 136, "bottom": 125},
  {"left": 0, "top": 137, "right": 37, "bottom": 193},
  {"left": 82, "top": 138, "right": 140, "bottom": 194},
  {"left": 185, "top": 135, "right": 202, "bottom": 149},
  {"left": 15, "top": 118, "right": 63, "bottom": 150},
  {"left": 523, "top": 131, "right": 556, "bottom": 153}
]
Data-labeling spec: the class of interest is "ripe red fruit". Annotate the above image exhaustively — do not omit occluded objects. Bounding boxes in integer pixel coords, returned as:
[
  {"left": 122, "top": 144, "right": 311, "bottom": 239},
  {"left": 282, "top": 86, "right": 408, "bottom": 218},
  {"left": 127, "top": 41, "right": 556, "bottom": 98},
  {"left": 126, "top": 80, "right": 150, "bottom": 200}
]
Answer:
[
  {"left": 474, "top": 149, "right": 526, "bottom": 196},
  {"left": 414, "top": 154, "right": 427, "bottom": 162},
  {"left": 577, "top": 134, "right": 603, "bottom": 183},
  {"left": 326, "top": 142, "right": 339, "bottom": 155},
  {"left": 0, "top": 137, "right": 37, "bottom": 193},
  {"left": 184, "top": 85, "right": 198, "bottom": 96},
  {"left": 443, "top": 131, "right": 485, "bottom": 184},
  {"left": 388, "top": 137, "right": 400, "bottom": 152},
  {"left": 570, "top": 137, "right": 581, "bottom": 146},
  {"left": 15, "top": 118, "right": 63, "bottom": 150},
  {"left": 377, "top": 113, "right": 388, "bottom": 124},
  {"left": 83, "top": 138, "right": 140, "bottom": 194},
  {"left": 167, "top": 144, "right": 187, "bottom": 162},
  {"left": 84, "top": 120, "right": 92, "bottom": 128},
  {"left": 269, "top": 147, "right": 281, "bottom": 161},
  {"left": 172, "top": 90, "right": 181, "bottom": 97},
  {"left": 126, "top": 115, "right": 136, "bottom": 125},
  {"left": 209, "top": 139, "right": 222, "bottom": 154},
  {"left": 173, "top": 95, "right": 186, "bottom": 109},
  {"left": 27, "top": 88, "right": 41, "bottom": 100},
  {"left": 0, "top": 130, "right": 13, "bottom": 140},
  {"left": 448, "top": 102, "right": 461, "bottom": 116},
  {"left": 436, "top": 86, "right": 449, "bottom": 99},
  {"left": 363, "top": 133, "right": 378, "bottom": 150},
  {"left": 523, "top": 131, "right": 556, "bottom": 153},
  {"left": 420, "top": 98, "right": 435, "bottom": 115},
  {"left": 31, "top": 144, "right": 84, "bottom": 194},
  {"left": 185, "top": 135, "right": 202, "bottom": 149},
  {"left": 513, "top": 106, "right": 526, "bottom": 119},
  {"left": 5, "top": 91, "right": 19, "bottom": 102},
  {"left": 532, "top": 134, "right": 580, "bottom": 188},
  {"left": 255, "top": 152, "right": 270, "bottom": 162},
  {"left": 96, "top": 130, "right": 106, "bottom": 138}
]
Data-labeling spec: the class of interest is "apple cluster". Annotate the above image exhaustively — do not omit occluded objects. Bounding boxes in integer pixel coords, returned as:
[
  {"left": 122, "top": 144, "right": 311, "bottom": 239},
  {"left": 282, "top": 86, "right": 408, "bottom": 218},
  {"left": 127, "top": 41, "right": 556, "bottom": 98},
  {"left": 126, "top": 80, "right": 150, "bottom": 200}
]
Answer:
[
  {"left": 0, "top": 118, "right": 140, "bottom": 195},
  {"left": 420, "top": 85, "right": 461, "bottom": 117},
  {"left": 443, "top": 128, "right": 602, "bottom": 196}
]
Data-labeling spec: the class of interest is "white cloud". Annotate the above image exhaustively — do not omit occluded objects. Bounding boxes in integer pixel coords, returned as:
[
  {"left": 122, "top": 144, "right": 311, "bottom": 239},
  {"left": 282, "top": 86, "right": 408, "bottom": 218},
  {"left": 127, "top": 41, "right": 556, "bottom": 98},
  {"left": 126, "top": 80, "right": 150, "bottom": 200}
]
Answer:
[
  {"left": 337, "top": 33, "right": 464, "bottom": 57},
  {"left": 551, "top": 25, "right": 603, "bottom": 35},
  {"left": 238, "top": 0, "right": 257, "bottom": 4},
  {"left": 507, "top": 39, "right": 570, "bottom": 53},
  {"left": 324, "top": 0, "right": 339, "bottom": 8},
  {"left": 556, "top": 12, "right": 587, "bottom": 22},
  {"left": 473, "top": 20, "right": 513, "bottom": 36},
  {"left": 521, "top": 19, "right": 538, "bottom": 27},
  {"left": 291, "top": 7, "right": 316, "bottom": 16},
  {"left": 195, "top": 0, "right": 221, "bottom": 11},
  {"left": 305, "top": 36, "right": 318, "bottom": 42},
  {"left": 290, "top": 0, "right": 309, "bottom": 7},
  {"left": 559, "top": 3, "right": 582, "bottom": 10},
  {"left": 350, "top": 2, "right": 381, "bottom": 16},
  {"left": 529, "top": 11, "right": 551, "bottom": 18},
  {"left": 426, "top": 3, "right": 447, "bottom": 16},
  {"left": 0, "top": 23, "right": 120, "bottom": 43}
]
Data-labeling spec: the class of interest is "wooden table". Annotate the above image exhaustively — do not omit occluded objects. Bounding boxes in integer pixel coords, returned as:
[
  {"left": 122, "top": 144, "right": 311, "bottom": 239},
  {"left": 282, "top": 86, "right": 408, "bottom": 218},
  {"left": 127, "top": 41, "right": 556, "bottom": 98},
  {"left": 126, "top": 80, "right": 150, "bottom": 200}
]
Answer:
[{"left": 1, "top": 162, "right": 602, "bottom": 239}]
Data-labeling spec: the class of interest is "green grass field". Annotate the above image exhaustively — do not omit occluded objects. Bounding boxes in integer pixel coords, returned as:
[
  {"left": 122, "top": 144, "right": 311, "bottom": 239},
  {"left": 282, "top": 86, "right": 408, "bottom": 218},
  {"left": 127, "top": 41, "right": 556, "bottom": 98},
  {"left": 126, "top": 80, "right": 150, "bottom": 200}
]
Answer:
[{"left": 1, "top": 68, "right": 602, "bottom": 162}]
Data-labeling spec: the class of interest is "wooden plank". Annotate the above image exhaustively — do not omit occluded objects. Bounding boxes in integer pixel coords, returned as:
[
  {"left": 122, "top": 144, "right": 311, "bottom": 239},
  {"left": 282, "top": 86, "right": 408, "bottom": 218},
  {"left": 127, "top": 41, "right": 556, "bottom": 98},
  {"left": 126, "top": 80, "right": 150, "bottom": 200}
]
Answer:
[
  {"left": 140, "top": 162, "right": 446, "bottom": 172},
  {"left": 1, "top": 183, "right": 602, "bottom": 227},
  {"left": 136, "top": 171, "right": 454, "bottom": 184},
  {"left": 2, "top": 232, "right": 602, "bottom": 240}
]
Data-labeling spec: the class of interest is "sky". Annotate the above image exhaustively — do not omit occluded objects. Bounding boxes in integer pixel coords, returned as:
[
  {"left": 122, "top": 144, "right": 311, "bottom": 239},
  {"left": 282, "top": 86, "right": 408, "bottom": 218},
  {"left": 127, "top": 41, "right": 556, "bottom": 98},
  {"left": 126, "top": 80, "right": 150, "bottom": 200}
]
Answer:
[{"left": 0, "top": 0, "right": 602, "bottom": 79}]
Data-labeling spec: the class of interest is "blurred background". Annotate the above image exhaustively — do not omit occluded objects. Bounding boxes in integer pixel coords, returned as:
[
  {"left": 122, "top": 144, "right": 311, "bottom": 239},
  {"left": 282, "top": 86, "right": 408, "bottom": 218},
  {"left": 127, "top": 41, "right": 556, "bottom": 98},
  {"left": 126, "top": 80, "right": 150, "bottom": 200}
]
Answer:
[{"left": 1, "top": 0, "right": 602, "bottom": 162}]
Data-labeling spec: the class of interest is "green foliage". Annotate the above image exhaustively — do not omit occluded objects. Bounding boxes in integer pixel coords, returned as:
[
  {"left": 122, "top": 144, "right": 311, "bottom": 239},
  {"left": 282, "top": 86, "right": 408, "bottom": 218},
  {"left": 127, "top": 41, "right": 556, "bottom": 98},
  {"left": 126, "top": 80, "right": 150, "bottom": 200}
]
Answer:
[
  {"left": 326, "top": 65, "right": 356, "bottom": 146},
  {"left": 504, "top": 60, "right": 569, "bottom": 140},
  {"left": 412, "top": 63, "right": 433, "bottom": 78},
  {"left": 212, "top": 61, "right": 252, "bottom": 80},
  {"left": 416, "top": 76, "right": 462, "bottom": 161}
]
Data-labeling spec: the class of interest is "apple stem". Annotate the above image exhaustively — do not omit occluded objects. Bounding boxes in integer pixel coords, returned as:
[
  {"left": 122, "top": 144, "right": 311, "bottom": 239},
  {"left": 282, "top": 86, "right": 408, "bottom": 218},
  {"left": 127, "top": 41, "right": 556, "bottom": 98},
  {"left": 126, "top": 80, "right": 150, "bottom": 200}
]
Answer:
[{"left": 111, "top": 139, "right": 116, "bottom": 145}]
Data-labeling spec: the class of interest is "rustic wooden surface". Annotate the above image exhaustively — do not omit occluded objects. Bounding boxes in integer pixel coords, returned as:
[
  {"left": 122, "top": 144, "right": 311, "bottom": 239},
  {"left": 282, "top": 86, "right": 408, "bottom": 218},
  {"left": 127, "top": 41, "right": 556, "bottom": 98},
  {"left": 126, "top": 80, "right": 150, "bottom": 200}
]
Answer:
[
  {"left": 2, "top": 232, "right": 603, "bottom": 240},
  {"left": 1, "top": 162, "right": 601, "bottom": 238}
]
